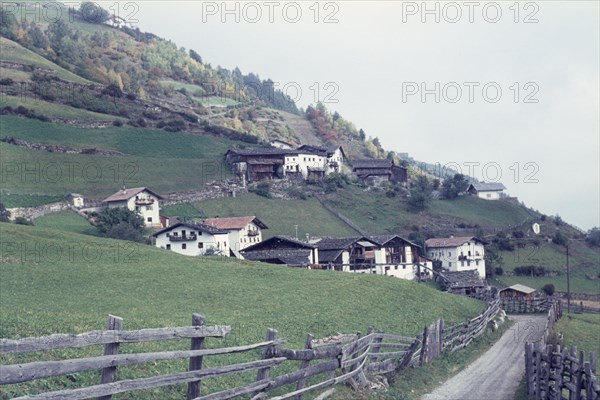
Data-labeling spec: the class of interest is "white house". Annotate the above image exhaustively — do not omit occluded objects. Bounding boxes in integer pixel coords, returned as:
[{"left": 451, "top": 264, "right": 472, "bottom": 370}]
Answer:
[
  {"left": 69, "top": 193, "right": 85, "bottom": 208},
  {"left": 203, "top": 216, "right": 268, "bottom": 257},
  {"left": 425, "top": 236, "right": 487, "bottom": 278},
  {"left": 103, "top": 187, "right": 163, "bottom": 228},
  {"left": 466, "top": 182, "right": 506, "bottom": 200},
  {"left": 153, "top": 222, "right": 230, "bottom": 256},
  {"left": 369, "top": 235, "right": 433, "bottom": 280}
]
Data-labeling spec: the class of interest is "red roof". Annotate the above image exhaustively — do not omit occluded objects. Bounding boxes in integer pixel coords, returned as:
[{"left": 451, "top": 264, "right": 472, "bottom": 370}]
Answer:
[
  {"left": 425, "top": 236, "right": 486, "bottom": 248},
  {"left": 203, "top": 216, "right": 268, "bottom": 230},
  {"left": 103, "top": 187, "right": 163, "bottom": 202}
]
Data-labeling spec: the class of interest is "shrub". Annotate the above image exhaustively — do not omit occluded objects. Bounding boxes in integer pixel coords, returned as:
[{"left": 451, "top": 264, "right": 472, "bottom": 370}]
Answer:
[
  {"left": 494, "top": 267, "right": 504, "bottom": 276},
  {"left": 14, "top": 217, "right": 33, "bottom": 225},
  {"left": 552, "top": 231, "right": 567, "bottom": 246},
  {"left": 513, "top": 265, "right": 549, "bottom": 277},
  {"left": 512, "top": 230, "right": 525, "bottom": 239},
  {"left": 0, "top": 78, "right": 14, "bottom": 85},
  {"left": 96, "top": 207, "right": 145, "bottom": 242},
  {"left": 251, "top": 181, "right": 272, "bottom": 199},
  {"left": 112, "top": 120, "right": 123, "bottom": 127},
  {"left": 585, "top": 227, "right": 600, "bottom": 247},
  {"left": 0, "top": 202, "right": 11, "bottom": 222},
  {"left": 542, "top": 284, "right": 555, "bottom": 296}
]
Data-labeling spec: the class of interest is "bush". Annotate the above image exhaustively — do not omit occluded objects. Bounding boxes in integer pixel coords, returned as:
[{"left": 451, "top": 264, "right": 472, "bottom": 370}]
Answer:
[
  {"left": 552, "top": 231, "right": 567, "bottom": 246},
  {"left": 542, "top": 284, "right": 555, "bottom": 296},
  {"left": 0, "top": 202, "right": 11, "bottom": 222},
  {"left": 0, "top": 78, "right": 14, "bottom": 85},
  {"left": 112, "top": 120, "right": 123, "bottom": 127},
  {"left": 514, "top": 265, "right": 549, "bottom": 277},
  {"left": 495, "top": 267, "right": 504, "bottom": 276},
  {"left": 585, "top": 227, "right": 600, "bottom": 247},
  {"left": 14, "top": 217, "right": 33, "bottom": 225},
  {"left": 250, "top": 181, "right": 272, "bottom": 199},
  {"left": 96, "top": 207, "right": 145, "bottom": 242},
  {"left": 512, "top": 230, "right": 525, "bottom": 239}
]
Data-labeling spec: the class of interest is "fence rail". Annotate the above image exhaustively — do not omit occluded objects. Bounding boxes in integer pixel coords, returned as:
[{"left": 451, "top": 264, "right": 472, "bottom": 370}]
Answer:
[{"left": 1, "top": 300, "right": 503, "bottom": 399}]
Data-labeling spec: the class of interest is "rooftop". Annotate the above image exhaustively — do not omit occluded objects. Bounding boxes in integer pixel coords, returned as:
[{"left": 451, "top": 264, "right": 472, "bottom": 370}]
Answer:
[
  {"left": 204, "top": 216, "right": 268, "bottom": 230},
  {"left": 500, "top": 284, "right": 537, "bottom": 294},
  {"left": 352, "top": 159, "right": 394, "bottom": 169},
  {"left": 425, "top": 236, "right": 487, "bottom": 248},
  {"left": 103, "top": 187, "right": 163, "bottom": 203},
  {"left": 468, "top": 182, "right": 506, "bottom": 192},
  {"left": 152, "top": 222, "right": 228, "bottom": 237}
]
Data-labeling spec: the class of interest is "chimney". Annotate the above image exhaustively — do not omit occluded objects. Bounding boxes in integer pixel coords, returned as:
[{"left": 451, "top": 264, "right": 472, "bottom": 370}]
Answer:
[
  {"left": 450, "top": 235, "right": 454, "bottom": 238},
  {"left": 122, "top": 184, "right": 126, "bottom": 194}
]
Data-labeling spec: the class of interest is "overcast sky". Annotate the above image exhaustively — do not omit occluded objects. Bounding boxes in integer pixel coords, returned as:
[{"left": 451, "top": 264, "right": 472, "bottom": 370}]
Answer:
[{"left": 119, "top": 1, "right": 599, "bottom": 230}]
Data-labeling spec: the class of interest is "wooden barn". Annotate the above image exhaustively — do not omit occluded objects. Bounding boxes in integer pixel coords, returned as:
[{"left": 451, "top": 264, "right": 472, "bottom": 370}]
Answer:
[
  {"left": 499, "top": 284, "right": 537, "bottom": 301},
  {"left": 351, "top": 159, "right": 407, "bottom": 185}
]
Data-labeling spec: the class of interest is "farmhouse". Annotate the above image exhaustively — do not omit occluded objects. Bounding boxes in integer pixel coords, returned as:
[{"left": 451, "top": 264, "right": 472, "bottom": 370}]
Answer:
[
  {"left": 368, "top": 235, "right": 433, "bottom": 280},
  {"left": 203, "top": 216, "right": 268, "bottom": 256},
  {"left": 425, "top": 236, "right": 487, "bottom": 278},
  {"left": 241, "top": 236, "right": 319, "bottom": 266},
  {"left": 466, "top": 182, "right": 507, "bottom": 200},
  {"left": 153, "top": 222, "right": 230, "bottom": 256},
  {"left": 225, "top": 144, "right": 345, "bottom": 182},
  {"left": 351, "top": 159, "right": 407, "bottom": 185},
  {"left": 103, "top": 187, "right": 163, "bottom": 228}
]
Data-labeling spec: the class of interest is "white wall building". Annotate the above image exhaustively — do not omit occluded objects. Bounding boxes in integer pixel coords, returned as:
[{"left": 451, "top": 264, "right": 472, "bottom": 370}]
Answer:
[
  {"left": 153, "top": 222, "right": 230, "bottom": 256},
  {"left": 203, "top": 216, "right": 268, "bottom": 257},
  {"left": 103, "top": 187, "right": 163, "bottom": 228},
  {"left": 466, "top": 182, "right": 507, "bottom": 200},
  {"left": 425, "top": 236, "right": 487, "bottom": 278}
]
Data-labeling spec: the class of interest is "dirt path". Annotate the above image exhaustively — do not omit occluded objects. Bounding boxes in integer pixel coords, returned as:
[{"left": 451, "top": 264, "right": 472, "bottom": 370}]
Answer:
[{"left": 421, "top": 314, "right": 547, "bottom": 400}]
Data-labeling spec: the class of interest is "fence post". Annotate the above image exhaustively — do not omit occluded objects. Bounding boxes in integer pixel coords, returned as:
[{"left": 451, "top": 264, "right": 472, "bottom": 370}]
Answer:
[
  {"left": 368, "top": 326, "right": 383, "bottom": 364},
  {"left": 419, "top": 324, "right": 428, "bottom": 366},
  {"left": 439, "top": 319, "right": 444, "bottom": 353},
  {"left": 256, "top": 328, "right": 277, "bottom": 384},
  {"left": 187, "top": 313, "right": 205, "bottom": 400},
  {"left": 295, "top": 333, "right": 314, "bottom": 400},
  {"left": 98, "top": 314, "right": 123, "bottom": 400}
]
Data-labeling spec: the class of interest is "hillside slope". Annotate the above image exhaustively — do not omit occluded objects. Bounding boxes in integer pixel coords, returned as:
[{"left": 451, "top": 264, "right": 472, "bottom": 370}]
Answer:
[{"left": 0, "top": 222, "right": 483, "bottom": 398}]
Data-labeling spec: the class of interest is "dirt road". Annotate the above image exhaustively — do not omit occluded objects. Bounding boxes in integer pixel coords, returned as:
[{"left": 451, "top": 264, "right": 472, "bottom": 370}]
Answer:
[{"left": 422, "top": 314, "right": 547, "bottom": 400}]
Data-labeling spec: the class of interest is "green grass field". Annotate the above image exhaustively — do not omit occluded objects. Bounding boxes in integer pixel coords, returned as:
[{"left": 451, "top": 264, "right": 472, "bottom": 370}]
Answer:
[
  {"left": 0, "top": 222, "right": 484, "bottom": 398},
  {"left": 0, "top": 116, "right": 235, "bottom": 202},
  {"left": 324, "top": 187, "right": 534, "bottom": 235},
  {"left": 553, "top": 313, "right": 600, "bottom": 369},
  {"left": 195, "top": 193, "right": 357, "bottom": 238},
  {"left": 34, "top": 210, "right": 97, "bottom": 236},
  {"left": 0, "top": 96, "right": 125, "bottom": 121},
  {"left": 0, "top": 37, "right": 95, "bottom": 84}
]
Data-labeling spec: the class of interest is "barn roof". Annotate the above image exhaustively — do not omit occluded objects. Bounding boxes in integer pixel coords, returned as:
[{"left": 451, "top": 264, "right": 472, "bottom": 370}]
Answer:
[
  {"left": 242, "top": 236, "right": 316, "bottom": 252},
  {"left": 204, "top": 216, "right": 268, "bottom": 230},
  {"left": 443, "top": 270, "right": 486, "bottom": 289},
  {"left": 242, "top": 248, "right": 312, "bottom": 266},
  {"left": 226, "top": 147, "right": 296, "bottom": 156},
  {"left": 368, "top": 234, "right": 420, "bottom": 248},
  {"left": 351, "top": 159, "right": 393, "bottom": 169},
  {"left": 500, "top": 284, "right": 537, "bottom": 295},
  {"left": 467, "top": 182, "right": 506, "bottom": 192},
  {"left": 103, "top": 187, "right": 163, "bottom": 202},
  {"left": 425, "top": 236, "right": 487, "bottom": 248}
]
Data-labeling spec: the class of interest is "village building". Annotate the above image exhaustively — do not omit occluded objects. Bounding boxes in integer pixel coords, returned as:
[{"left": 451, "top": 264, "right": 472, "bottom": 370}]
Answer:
[
  {"left": 351, "top": 159, "right": 408, "bottom": 185},
  {"left": 368, "top": 235, "right": 433, "bottom": 280},
  {"left": 466, "top": 182, "right": 507, "bottom": 200},
  {"left": 499, "top": 284, "right": 537, "bottom": 301},
  {"left": 68, "top": 193, "right": 85, "bottom": 208},
  {"left": 225, "top": 144, "right": 345, "bottom": 182},
  {"left": 203, "top": 216, "right": 268, "bottom": 257},
  {"left": 240, "top": 236, "right": 319, "bottom": 267},
  {"left": 270, "top": 139, "right": 294, "bottom": 149},
  {"left": 425, "top": 236, "right": 487, "bottom": 278},
  {"left": 103, "top": 187, "right": 163, "bottom": 228},
  {"left": 440, "top": 270, "right": 487, "bottom": 295},
  {"left": 153, "top": 222, "right": 230, "bottom": 256}
]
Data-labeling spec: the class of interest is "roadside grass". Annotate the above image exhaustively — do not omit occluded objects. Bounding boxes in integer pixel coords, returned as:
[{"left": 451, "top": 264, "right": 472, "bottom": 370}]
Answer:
[
  {"left": 331, "top": 320, "right": 515, "bottom": 400},
  {"left": 195, "top": 193, "right": 357, "bottom": 238},
  {"left": 34, "top": 210, "right": 97, "bottom": 236},
  {"left": 0, "top": 222, "right": 484, "bottom": 399},
  {"left": 552, "top": 313, "right": 600, "bottom": 369},
  {"left": 0, "top": 96, "right": 125, "bottom": 121},
  {"left": 0, "top": 37, "right": 95, "bottom": 84}
]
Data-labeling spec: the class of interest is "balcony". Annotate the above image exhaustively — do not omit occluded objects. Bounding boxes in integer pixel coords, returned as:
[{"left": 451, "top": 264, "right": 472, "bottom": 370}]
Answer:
[
  {"left": 135, "top": 198, "right": 155, "bottom": 205},
  {"left": 247, "top": 230, "right": 260, "bottom": 237},
  {"left": 167, "top": 233, "right": 197, "bottom": 242}
]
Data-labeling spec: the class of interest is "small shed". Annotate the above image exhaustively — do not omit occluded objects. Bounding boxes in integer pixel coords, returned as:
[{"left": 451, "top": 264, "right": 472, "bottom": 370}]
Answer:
[
  {"left": 441, "top": 270, "right": 486, "bottom": 295},
  {"left": 499, "top": 284, "right": 537, "bottom": 301},
  {"left": 69, "top": 193, "right": 85, "bottom": 208}
]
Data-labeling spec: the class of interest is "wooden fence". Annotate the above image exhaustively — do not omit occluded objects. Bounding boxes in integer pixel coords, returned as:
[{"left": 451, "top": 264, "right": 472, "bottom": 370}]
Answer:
[
  {"left": 1, "top": 301, "right": 502, "bottom": 399},
  {"left": 524, "top": 344, "right": 599, "bottom": 400}
]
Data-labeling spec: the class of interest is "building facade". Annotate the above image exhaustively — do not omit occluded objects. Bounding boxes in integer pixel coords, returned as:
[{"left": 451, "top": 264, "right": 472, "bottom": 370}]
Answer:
[
  {"left": 153, "top": 222, "right": 230, "bottom": 256},
  {"left": 425, "top": 236, "right": 487, "bottom": 278},
  {"left": 203, "top": 216, "right": 268, "bottom": 257},
  {"left": 103, "top": 187, "right": 163, "bottom": 228}
]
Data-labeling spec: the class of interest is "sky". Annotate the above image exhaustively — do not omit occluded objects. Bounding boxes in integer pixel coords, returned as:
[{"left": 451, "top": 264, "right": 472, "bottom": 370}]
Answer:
[{"left": 110, "top": 1, "right": 599, "bottom": 230}]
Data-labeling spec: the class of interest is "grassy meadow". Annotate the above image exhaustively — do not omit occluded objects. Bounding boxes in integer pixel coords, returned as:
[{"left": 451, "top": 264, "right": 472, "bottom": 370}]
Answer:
[{"left": 0, "top": 222, "right": 485, "bottom": 398}]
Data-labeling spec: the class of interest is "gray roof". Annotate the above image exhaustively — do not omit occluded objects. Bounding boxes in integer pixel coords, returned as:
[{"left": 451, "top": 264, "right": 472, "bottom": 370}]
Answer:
[
  {"left": 367, "top": 235, "right": 420, "bottom": 248},
  {"left": 226, "top": 147, "right": 296, "bottom": 156},
  {"left": 242, "top": 236, "right": 316, "bottom": 252},
  {"left": 242, "top": 248, "right": 312, "bottom": 266},
  {"left": 352, "top": 159, "right": 393, "bottom": 169},
  {"left": 314, "top": 236, "right": 362, "bottom": 250},
  {"left": 317, "top": 249, "right": 344, "bottom": 263},
  {"left": 152, "top": 222, "right": 228, "bottom": 237},
  {"left": 500, "top": 284, "right": 537, "bottom": 294},
  {"left": 468, "top": 182, "right": 506, "bottom": 192},
  {"left": 443, "top": 270, "right": 486, "bottom": 289}
]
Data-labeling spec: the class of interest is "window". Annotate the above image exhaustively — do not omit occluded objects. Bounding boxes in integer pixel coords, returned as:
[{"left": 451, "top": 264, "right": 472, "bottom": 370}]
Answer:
[
  {"left": 147, "top": 217, "right": 152, "bottom": 222},
  {"left": 182, "top": 230, "right": 186, "bottom": 236},
  {"left": 448, "top": 252, "right": 451, "bottom": 257},
  {"left": 166, "top": 244, "right": 171, "bottom": 250},
  {"left": 198, "top": 243, "right": 203, "bottom": 249},
  {"left": 182, "top": 243, "right": 187, "bottom": 250},
  {"left": 448, "top": 262, "right": 452, "bottom": 267},
  {"left": 476, "top": 260, "right": 479, "bottom": 266},
  {"left": 147, "top": 205, "right": 153, "bottom": 211}
]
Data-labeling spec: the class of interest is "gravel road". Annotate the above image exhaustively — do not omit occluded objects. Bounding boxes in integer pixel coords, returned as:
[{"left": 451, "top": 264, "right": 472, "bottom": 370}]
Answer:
[{"left": 421, "top": 314, "right": 547, "bottom": 400}]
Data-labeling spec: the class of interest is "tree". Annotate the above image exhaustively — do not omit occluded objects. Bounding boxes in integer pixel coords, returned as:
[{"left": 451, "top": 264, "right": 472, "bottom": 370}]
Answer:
[
  {"left": 542, "top": 284, "right": 555, "bottom": 296},
  {"left": 0, "top": 202, "right": 11, "bottom": 222},
  {"left": 442, "top": 173, "right": 469, "bottom": 199},
  {"left": 408, "top": 175, "right": 432, "bottom": 211},
  {"left": 189, "top": 49, "right": 203, "bottom": 64},
  {"left": 485, "top": 245, "right": 503, "bottom": 278},
  {"left": 96, "top": 208, "right": 145, "bottom": 242},
  {"left": 586, "top": 227, "right": 600, "bottom": 247},
  {"left": 552, "top": 231, "right": 567, "bottom": 246}
]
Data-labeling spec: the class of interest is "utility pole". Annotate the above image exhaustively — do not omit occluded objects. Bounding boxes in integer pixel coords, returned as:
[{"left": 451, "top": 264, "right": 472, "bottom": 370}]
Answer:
[
  {"left": 566, "top": 244, "right": 571, "bottom": 313},
  {"left": 294, "top": 225, "right": 298, "bottom": 240}
]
